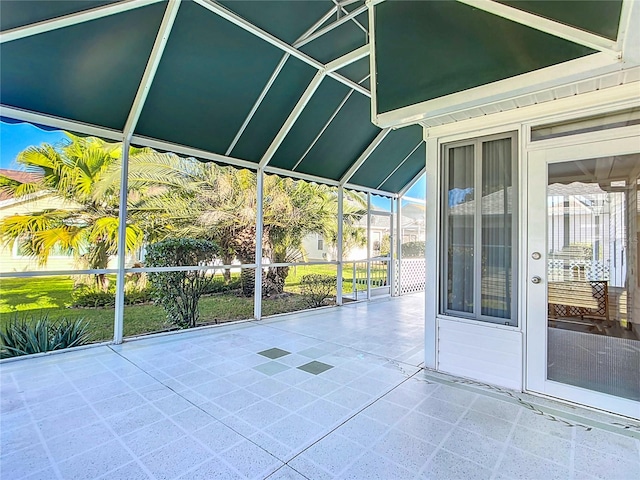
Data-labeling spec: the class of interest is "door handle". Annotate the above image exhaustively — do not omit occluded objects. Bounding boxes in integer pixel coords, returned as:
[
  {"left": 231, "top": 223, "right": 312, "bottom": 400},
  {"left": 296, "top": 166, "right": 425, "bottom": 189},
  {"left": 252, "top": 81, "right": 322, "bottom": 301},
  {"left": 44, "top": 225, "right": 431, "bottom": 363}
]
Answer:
[{"left": 531, "top": 276, "right": 542, "bottom": 284}]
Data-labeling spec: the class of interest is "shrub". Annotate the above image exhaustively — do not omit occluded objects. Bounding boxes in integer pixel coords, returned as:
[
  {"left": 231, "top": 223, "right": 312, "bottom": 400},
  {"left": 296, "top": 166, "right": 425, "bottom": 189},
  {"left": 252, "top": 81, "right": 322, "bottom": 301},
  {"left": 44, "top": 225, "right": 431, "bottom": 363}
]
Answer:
[
  {"left": 145, "top": 238, "right": 219, "bottom": 328},
  {"left": 401, "top": 241, "right": 425, "bottom": 258},
  {"left": 0, "top": 314, "right": 92, "bottom": 358},
  {"left": 300, "top": 274, "right": 336, "bottom": 308},
  {"left": 71, "top": 278, "right": 153, "bottom": 308}
]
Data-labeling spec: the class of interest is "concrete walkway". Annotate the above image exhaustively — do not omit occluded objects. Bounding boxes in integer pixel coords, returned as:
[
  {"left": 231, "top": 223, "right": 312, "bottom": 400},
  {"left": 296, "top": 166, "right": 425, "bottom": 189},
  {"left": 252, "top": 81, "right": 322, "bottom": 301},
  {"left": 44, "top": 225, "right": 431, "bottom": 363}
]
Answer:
[{"left": 1, "top": 294, "right": 638, "bottom": 479}]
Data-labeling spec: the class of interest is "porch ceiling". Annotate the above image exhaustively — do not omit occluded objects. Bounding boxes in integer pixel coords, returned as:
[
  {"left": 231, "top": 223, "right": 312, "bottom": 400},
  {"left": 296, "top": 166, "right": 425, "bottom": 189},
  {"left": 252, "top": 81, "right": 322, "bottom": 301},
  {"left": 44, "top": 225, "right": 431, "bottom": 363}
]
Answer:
[{"left": 0, "top": 0, "right": 634, "bottom": 194}]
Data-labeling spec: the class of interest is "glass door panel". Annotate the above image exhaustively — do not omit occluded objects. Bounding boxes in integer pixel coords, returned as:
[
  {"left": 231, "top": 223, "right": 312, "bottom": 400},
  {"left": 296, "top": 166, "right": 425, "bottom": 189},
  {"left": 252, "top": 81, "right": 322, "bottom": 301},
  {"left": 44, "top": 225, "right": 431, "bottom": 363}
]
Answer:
[{"left": 546, "top": 155, "right": 640, "bottom": 401}]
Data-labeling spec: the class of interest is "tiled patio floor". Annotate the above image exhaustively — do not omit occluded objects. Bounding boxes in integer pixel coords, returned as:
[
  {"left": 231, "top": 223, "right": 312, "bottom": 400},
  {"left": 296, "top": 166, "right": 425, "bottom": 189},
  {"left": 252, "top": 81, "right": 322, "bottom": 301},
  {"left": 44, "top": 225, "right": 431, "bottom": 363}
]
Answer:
[{"left": 1, "top": 294, "right": 639, "bottom": 479}]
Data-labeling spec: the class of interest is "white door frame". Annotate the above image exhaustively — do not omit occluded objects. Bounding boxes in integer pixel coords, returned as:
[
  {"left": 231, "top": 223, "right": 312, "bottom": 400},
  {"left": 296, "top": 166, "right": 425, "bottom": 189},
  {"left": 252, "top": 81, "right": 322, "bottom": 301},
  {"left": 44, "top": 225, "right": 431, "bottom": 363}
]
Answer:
[{"left": 525, "top": 125, "right": 640, "bottom": 418}]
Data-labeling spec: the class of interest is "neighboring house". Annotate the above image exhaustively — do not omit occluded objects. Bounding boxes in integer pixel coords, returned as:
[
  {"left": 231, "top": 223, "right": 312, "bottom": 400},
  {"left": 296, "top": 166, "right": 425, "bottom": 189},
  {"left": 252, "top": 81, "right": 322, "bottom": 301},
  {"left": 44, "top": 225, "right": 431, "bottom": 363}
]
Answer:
[{"left": 0, "top": 169, "right": 117, "bottom": 273}]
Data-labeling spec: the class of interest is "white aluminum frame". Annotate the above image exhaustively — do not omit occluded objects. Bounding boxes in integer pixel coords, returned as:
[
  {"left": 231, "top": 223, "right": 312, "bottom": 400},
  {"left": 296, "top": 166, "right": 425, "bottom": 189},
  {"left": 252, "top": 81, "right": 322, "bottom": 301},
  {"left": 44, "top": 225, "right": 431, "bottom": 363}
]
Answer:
[
  {"left": 376, "top": 141, "right": 423, "bottom": 189},
  {"left": 193, "top": 0, "right": 370, "bottom": 97},
  {"left": 259, "top": 72, "right": 325, "bottom": 168},
  {"left": 339, "top": 128, "right": 391, "bottom": 185},
  {"left": 0, "top": 0, "right": 163, "bottom": 44},
  {"left": 0, "top": 105, "right": 124, "bottom": 141},
  {"left": 254, "top": 168, "right": 265, "bottom": 320},
  {"left": 337, "top": 186, "right": 344, "bottom": 305}
]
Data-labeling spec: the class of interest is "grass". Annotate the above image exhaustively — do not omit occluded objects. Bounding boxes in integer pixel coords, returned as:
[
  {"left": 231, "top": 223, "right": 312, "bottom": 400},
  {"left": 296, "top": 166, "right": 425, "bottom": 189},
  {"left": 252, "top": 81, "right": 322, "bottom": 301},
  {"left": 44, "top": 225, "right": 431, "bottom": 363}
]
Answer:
[
  {"left": 0, "top": 273, "right": 319, "bottom": 343},
  {"left": 0, "top": 263, "right": 389, "bottom": 344}
]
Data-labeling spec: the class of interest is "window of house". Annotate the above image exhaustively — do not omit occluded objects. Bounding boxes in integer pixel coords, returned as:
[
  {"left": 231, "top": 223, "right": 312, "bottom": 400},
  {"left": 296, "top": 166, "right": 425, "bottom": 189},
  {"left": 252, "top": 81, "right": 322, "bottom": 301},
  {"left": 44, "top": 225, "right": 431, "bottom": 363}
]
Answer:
[
  {"left": 441, "top": 132, "right": 518, "bottom": 326},
  {"left": 317, "top": 234, "right": 324, "bottom": 251}
]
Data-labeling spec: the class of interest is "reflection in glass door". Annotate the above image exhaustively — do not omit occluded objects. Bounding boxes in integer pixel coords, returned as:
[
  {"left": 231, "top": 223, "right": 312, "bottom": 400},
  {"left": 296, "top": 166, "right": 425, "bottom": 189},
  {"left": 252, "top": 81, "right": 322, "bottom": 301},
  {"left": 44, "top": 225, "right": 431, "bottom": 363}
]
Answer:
[{"left": 545, "top": 155, "right": 639, "bottom": 401}]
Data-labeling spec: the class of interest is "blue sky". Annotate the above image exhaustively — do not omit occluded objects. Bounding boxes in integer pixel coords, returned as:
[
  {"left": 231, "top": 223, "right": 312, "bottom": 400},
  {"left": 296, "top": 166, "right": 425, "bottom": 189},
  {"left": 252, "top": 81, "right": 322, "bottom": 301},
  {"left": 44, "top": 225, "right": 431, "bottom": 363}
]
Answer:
[{"left": 0, "top": 121, "right": 68, "bottom": 170}]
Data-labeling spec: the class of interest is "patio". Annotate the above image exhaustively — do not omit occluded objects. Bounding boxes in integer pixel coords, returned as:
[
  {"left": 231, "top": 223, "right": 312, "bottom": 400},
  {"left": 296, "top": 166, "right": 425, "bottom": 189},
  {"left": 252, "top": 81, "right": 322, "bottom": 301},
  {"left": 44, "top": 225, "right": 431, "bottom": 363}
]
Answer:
[{"left": 1, "top": 293, "right": 639, "bottom": 480}]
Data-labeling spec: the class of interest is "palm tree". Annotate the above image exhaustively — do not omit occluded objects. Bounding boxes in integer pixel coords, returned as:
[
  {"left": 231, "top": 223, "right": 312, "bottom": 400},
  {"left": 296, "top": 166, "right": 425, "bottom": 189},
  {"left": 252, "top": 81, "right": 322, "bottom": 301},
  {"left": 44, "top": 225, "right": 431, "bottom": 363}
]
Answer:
[{"left": 0, "top": 134, "right": 145, "bottom": 289}]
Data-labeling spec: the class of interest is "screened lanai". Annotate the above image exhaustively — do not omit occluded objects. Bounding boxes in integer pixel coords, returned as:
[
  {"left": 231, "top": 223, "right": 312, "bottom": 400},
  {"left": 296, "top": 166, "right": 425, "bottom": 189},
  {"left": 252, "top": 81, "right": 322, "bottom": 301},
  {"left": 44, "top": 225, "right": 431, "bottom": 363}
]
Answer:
[{"left": 2, "top": 1, "right": 640, "bottom": 479}]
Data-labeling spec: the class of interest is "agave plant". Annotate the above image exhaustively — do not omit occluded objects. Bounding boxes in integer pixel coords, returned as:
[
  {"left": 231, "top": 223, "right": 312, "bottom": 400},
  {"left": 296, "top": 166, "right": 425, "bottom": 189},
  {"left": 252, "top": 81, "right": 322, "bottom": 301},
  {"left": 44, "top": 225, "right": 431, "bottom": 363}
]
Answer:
[{"left": 0, "top": 314, "right": 92, "bottom": 358}]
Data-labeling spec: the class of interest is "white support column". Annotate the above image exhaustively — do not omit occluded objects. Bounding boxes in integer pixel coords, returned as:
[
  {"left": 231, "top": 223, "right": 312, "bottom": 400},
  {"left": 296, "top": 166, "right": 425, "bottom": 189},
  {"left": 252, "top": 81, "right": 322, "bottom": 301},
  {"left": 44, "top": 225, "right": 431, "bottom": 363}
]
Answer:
[
  {"left": 389, "top": 197, "right": 395, "bottom": 296},
  {"left": 336, "top": 186, "right": 344, "bottom": 305},
  {"left": 113, "top": 139, "right": 130, "bottom": 344},
  {"left": 396, "top": 196, "right": 402, "bottom": 295},
  {"left": 113, "top": 0, "right": 180, "bottom": 344},
  {"left": 254, "top": 168, "right": 265, "bottom": 320},
  {"left": 259, "top": 71, "right": 325, "bottom": 168},
  {"left": 366, "top": 192, "right": 372, "bottom": 300}
]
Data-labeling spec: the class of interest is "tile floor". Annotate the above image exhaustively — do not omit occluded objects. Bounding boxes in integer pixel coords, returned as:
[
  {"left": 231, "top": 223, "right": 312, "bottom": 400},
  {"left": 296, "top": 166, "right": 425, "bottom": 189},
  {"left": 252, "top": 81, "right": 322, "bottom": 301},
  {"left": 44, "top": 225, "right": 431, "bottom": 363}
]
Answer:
[{"left": 1, "top": 294, "right": 639, "bottom": 479}]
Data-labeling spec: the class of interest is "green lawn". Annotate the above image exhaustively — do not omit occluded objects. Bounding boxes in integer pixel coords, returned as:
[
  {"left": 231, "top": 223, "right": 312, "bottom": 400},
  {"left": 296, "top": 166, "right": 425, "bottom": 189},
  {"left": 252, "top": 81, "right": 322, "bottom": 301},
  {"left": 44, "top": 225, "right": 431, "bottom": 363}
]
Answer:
[
  {"left": 0, "top": 273, "right": 317, "bottom": 343},
  {"left": 0, "top": 263, "right": 388, "bottom": 344}
]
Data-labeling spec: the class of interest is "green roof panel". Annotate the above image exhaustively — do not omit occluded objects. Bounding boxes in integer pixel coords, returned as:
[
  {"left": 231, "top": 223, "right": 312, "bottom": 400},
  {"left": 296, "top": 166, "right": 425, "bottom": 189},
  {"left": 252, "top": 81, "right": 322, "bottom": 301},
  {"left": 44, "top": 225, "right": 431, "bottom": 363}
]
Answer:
[
  {"left": 270, "top": 79, "right": 351, "bottom": 170},
  {"left": 217, "top": 0, "right": 334, "bottom": 45},
  {"left": 349, "top": 125, "right": 423, "bottom": 188},
  {"left": 0, "top": 2, "right": 165, "bottom": 130},
  {"left": 0, "top": 0, "right": 118, "bottom": 31},
  {"left": 496, "top": 0, "right": 622, "bottom": 41},
  {"left": 135, "top": 1, "right": 286, "bottom": 156},
  {"left": 337, "top": 57, "right": 370, "bottom": 84},
  {"left": 301, "top": 21, "right": 367, "bottom": 64},
  {"left": 230, "top": 58, "right": 317, "bottom": 163},
  {"left": 380, "top": 142, "right": 425, "bottom": 193},
  {"left": 296, "top": 93, "right": 381, "bottom": 182},
  {"left": 375, "top": 0, "right": 597, "bottom": 114}
]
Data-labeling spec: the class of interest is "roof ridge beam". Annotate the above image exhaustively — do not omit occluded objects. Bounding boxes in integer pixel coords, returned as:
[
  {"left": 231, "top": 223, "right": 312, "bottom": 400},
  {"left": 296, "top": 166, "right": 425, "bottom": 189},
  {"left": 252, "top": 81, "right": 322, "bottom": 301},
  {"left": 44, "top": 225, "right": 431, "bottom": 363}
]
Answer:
[
  {"left": 193, "top": 0, "right": 370, "bottom": 97},
  {"left": 339, "top": 128, "right": 391, "bottom": 186},
  {"left": 377, "top": 141, "right": 423, "bottom": 190},
  {"left": 259, "top": 71, "right": 326, "bottom": 169},
  {"left": 123, "top": 0, "right": 180, "bottom": 139},
  {"left": 294, "top": 4, "right": 368, "bottom": 48},
  {"left": 455, "top": 0, "right": 620, "bottom": 57},
  {"left": 0, "top": 0, "right": 163, "bottom": 44}
]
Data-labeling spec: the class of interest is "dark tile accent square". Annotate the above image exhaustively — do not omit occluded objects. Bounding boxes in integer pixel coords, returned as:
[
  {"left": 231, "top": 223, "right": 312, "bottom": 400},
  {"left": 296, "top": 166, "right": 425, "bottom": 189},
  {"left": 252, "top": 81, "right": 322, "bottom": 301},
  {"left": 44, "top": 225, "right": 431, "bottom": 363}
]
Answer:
[
  {"left": 297, "top": 361, "right": 333, "bottom": 375},
  {"left": 258, "top": 348, "right": 291, "bottom": 359}
]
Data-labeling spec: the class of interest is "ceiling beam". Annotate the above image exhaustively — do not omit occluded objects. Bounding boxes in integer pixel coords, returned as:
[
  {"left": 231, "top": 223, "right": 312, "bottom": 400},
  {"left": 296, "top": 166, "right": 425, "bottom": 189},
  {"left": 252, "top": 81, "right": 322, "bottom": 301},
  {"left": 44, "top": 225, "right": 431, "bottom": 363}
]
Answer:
[
  {"left": 293, "top": 90, "right": 355, "bottom": 172},
  {"left": 343, "top": 182, "right": 395, "bottom": 197},
  {"left": 264, "top": 166, "right": 340, "bottom": 187},
  {"left": 293, "top": 74, "right": 369, "bottom": 171},
  {"left": 226, "top": 54, "right": 289, "bottom": 156},
  {"left": 0, "top": 0, "right": 162, "bottom": 44},
  {"left": 193, "top": 0, "right": 370, "bottom": 97},
  {"left": 130, "top": 135, "right": 258, "bottom": 171},
  {"left": 377, "top": 141, "right": 423, "bottom": 189},
  {"left": 123, "top": 0, "right": 180, "bottom": 139},
  {"left": 339, "top": 128, "right": 391, "bottom": 185},
  {"left": 297, "top": 6, "right": 340, "bottom": 43},
  {"left": 258, "top": 71, "right": 325, "bottom": 169},
  {"left": 333, "top": 0, "right": 368, "bottom": 36},
  {"left": 0, "top": 104, "right": 124, "bottom": 141},
  {"left": 325, "top": 45, "right": 370, "bottom": 73},
  {"left": 455, "top": 0, "right": 620, "bottom": 57},
  {"left": 294, "top": 4, "right": 368, "bottom": 48}
]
